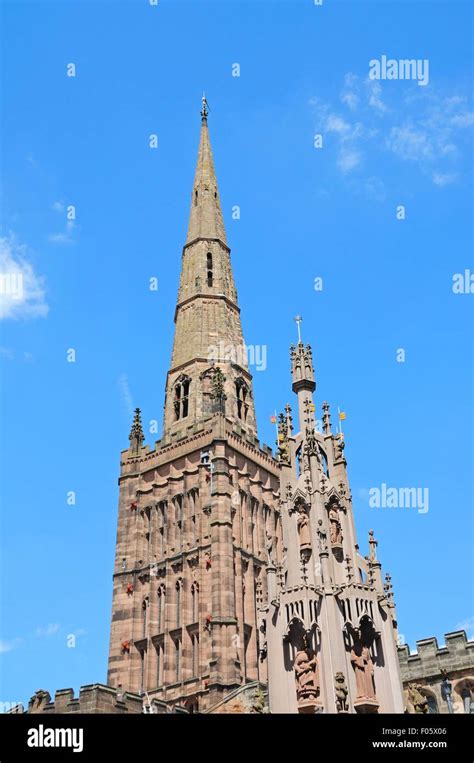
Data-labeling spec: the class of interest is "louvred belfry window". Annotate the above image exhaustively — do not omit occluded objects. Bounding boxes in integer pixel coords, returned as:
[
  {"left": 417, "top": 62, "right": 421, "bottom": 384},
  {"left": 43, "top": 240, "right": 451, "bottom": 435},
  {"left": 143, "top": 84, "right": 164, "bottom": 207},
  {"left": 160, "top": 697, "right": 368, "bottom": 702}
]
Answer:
[
  {"left": 235, "top": 378, "right": 249, "bottom": 421},
  {"left": 173, "top": 375, "right": 191, "bottom": 421}
]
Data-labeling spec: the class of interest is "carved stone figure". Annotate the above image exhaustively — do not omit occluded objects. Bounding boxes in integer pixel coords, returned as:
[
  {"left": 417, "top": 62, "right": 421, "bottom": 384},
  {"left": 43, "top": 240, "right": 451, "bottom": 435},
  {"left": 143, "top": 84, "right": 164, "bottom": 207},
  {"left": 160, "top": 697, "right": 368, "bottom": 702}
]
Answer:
[
  {"left": 328, "top": 505, "right": 343, "bottom": 545},
  {"left": 317, "top": 519, "right": 328, "bottom": 553},
  {"left": 350, "top": 641, "right": 376, "bottom": 700},
  {"left": 296, "top": 507, "right": 311, "bottom": 550},
  {"left": 407, "top": 682, "right": 428, "bottom": 714},
  {"left": 277, "top": 413, "right": 290, "bottom": 464},
  {"left": 334, "top": 672, "right": 349, "bottom": 712},
  {"left": 294, "top": 649, "right": 319, "bottom": 705},
  {"left": 265, "top": 530, "right": 275, "bottom": 564}
]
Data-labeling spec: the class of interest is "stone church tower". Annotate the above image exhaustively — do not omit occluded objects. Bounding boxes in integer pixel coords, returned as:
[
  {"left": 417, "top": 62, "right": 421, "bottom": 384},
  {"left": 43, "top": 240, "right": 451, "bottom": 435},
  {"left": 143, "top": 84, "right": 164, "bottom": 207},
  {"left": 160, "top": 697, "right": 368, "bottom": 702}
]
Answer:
[
  {"left": 107, "top": 100, "right": 281, "bottom": 712},
  {"left": 107, "top": 101, "right": 404, "bottom": 714}
]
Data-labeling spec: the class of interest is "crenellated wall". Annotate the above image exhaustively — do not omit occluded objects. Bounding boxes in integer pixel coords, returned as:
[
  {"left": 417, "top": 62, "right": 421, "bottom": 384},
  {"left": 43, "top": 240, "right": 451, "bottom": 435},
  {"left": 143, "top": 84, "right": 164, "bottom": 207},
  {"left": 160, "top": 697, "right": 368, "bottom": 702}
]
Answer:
[{"left": 398, "top": 630, "right": 474, "bottom": 714}]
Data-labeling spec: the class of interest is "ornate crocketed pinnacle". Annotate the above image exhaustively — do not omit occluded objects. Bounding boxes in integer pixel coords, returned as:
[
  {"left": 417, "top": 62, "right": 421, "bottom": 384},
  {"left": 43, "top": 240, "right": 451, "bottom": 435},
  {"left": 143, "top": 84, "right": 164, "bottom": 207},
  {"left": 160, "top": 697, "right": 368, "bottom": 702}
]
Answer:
[
  {"left": 277, "top": 412, "right": 291, "bottom": 465},
  {"left": 322, "top": 401, "right": 332, "bottom": 434},
  {"left": 344, "top": 554, "right": 353, "bottom": 584},
  {"left": 368, "top": 529, "right": 378, "bottom": 562},
  {"left": 129, "top": 408, "right": 144, "bottom": 453},
  {"left": 284, "top": 403, "right": 293, "bottom": 436},
  {"left": 290, "top": 341, "right": 315, "bottom": 393},
  {"left": 384, "top": 573, "right": 394, "bottom": 602}
]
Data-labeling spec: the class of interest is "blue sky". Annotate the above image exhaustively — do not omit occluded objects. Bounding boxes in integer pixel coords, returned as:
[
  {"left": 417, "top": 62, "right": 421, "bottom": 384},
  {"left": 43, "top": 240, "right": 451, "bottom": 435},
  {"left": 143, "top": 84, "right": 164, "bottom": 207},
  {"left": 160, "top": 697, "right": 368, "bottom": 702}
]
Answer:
[{"left": 0, "top": 0, "right": 472, "bottom": 709}]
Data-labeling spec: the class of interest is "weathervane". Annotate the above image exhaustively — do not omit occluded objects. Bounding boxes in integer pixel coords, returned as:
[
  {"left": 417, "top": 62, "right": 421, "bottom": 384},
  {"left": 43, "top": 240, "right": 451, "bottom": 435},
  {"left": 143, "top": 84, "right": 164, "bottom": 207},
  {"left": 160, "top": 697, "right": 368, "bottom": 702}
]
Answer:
[{"left": 201, "top": 92, "right": 209, "bottom": 120}]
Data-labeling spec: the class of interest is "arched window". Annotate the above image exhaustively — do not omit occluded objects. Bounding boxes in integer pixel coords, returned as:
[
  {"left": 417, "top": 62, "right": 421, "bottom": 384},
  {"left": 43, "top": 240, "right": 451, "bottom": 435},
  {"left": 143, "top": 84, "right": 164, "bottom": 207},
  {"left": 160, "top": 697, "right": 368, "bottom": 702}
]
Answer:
[
  {"left": 235, "top": 378, "right": 249, "bottom": 421},
  {"left": 191, "top": 582, "right": 199, "bottom": 623},
  {"left": 192, "top": 633, "right": 199, "bottom": 676},
  {"left": 142, "top": 597, "right": 149, "bottom": 638},
  {"left": 176, "top": 579, "right": 183, "bottom": 627},
  {"left": 194, "top": 189, "right": 198, "bottom": 206},
  {"left": 156, "top": 643, "right": 163, "bottom": 686},
  {"left": 175, "top": 638, "right": 181, "bottom": 682},
  {"left": 207, "top": 252, "right": 213, "bottom": 287},
  {"left": 174, "top": 376, "right": 191, "bottom": 421},
  {"left": 461, "top": 687, "right": 474, "bottom": 714},
  {"left": 139, "top": 649, "right": 145, "bottom": 692},
  {"left": 157, "top": 585, "right": 165, "bottom": 633}
]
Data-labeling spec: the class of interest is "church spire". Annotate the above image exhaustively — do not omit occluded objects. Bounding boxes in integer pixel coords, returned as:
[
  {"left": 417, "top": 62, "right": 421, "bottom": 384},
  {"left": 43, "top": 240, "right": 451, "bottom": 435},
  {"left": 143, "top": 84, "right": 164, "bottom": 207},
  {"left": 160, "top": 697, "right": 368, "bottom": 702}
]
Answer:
[
  {"left": 162, "top": 102, "right": 257, "bottom": 442},
  {"left": 186, "top": 96, "right": 227, "bottom": 246}
]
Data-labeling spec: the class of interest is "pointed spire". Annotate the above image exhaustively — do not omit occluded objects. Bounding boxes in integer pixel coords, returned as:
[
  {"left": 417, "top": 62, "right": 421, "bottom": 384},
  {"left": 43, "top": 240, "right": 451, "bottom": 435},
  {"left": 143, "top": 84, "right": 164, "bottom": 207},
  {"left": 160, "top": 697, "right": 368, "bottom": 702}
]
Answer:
[
  {"left": 129, "top": 408, "right": 144, "bottom": 454},
  {"left": 186, "top": 98, "right": 227, "bottom": 245}
]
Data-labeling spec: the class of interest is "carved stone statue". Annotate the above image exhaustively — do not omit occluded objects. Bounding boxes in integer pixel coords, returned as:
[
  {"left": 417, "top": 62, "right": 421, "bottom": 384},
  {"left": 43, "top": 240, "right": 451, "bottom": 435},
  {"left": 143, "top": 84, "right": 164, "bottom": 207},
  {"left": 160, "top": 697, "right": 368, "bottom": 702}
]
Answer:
[
  {"left": 350, "top": 641, "right": 376, "bottom": 700},
  {"left": 407, "top": 682, "right": 428, "bottom": 714},
  {"left": 277, "top": 413, "right": 290, "bottom": 464},
  {"left": 334, "top": 672, "right": 349, "bottom": 712},
  {"left": 317, "top": 519, "right": 328, "bottom": 553},
  {"left": 296, "top": 507, "right": 311, "bottom": 550},
  {"left": 328, "top": 505, "right": 343, "bottom": 545},
  {"left": 294, "top": 649, "right": 319, "bottom": 705},
  {"left": 265, "top": 531, "right": 275, "bottom": 565}
]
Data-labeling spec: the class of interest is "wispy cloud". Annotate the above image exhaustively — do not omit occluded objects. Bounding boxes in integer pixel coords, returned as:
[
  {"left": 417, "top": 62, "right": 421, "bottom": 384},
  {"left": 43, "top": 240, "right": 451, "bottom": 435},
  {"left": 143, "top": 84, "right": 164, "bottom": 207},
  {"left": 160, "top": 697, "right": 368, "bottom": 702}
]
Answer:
[
  {"left": 0, "top": 637, "right": 22, "bottom": 653},
  {"left": 51, "top": 200, "right": 64, "bottom": 213},
  {"left": 0, "top": 235, "right": 48, "bottom": 320},
  {"left": 311, "top": 73, "right": 473, "bottom": 190},
  {"left": 432, "top": 172, "right": 458, "bottom": 187},
  {"left": 48, "top": 220, "right": 76, "bottom": 245},
  {"left": 119, "top": 373, "right": 134, "bottom": 421},
  {"left": 337, "top": 148, "right": 362, "bottom": 174},
  {"left": 35, "top": 623, "right": 60, "bottom": 637}
]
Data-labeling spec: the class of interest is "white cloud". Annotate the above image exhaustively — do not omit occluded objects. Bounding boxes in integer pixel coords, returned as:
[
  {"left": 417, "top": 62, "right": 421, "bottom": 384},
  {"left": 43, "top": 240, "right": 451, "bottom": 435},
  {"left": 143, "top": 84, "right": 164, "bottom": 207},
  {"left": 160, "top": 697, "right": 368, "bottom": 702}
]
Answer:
[
  {"left": 450, "top": 112, "right": 474, "bottom": 128},
  {"left": 326, "top": 115, "right": 351, "bottom": 134},
  {"left": 340, "top": 72, "right": 360, "bottom": 111},
  {"left": 366, "top": 80, "right": 387, "bottom": 113},
  {"left": 35, "top": 623, "right": 60, "bottom": 637},
  {"left": 310, "top": 75, "right": 471, "bottom": 189},
  {"left": 386, "top": 125, "right": 434, "bottom": 162},
  {"left": 119, "top": 374, "right": 134, "bottom": 420},
  {"left": 48, "top": 219, "right": 76, "bottom": 245},
  {"left": 0, "top": 637, "right": 22, "bottom": 653},
  {"left": 51, "top": 201, "right": 64, "bottom": 213},
  {"left": 337, "top": 149, "right": 362, "bottom": 174},
  {"left": 432, "top": 172, "right": 457, "bottom": 186},
  {"left": 0, "top": 236, "right": 48, "bottom": 320}
]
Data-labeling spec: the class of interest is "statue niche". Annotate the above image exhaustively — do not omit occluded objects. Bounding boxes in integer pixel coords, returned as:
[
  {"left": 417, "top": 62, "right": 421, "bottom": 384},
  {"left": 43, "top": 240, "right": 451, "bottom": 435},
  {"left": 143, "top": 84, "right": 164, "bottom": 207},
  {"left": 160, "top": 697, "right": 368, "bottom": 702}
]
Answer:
[
  {"left": 287, "top": 619, "right": 322, "bottom": 713},
  {"left": 294, "top": 499, "right": 312, "bottom": 563},
  {"left": 348, "top": 617, "right": 379, "bottom": 713},
  {"left": 327, "top": 499, "right": 343, "bottom": 548}
]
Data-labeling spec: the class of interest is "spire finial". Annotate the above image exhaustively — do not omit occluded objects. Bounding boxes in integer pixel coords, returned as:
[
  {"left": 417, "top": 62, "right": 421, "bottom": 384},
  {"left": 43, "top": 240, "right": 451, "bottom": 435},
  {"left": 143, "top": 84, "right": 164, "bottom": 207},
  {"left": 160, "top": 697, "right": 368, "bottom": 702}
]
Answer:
[
  {"left": 294, "top": 315, "right": 303, "bottom": 344},
  {"left": 201, "top": 93, "right": 209, "bottom": 122}
]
